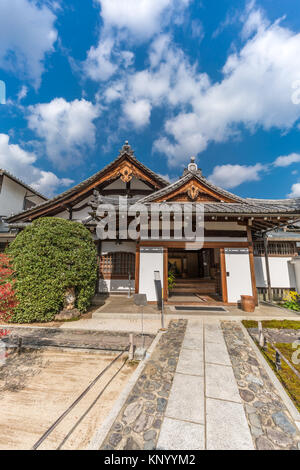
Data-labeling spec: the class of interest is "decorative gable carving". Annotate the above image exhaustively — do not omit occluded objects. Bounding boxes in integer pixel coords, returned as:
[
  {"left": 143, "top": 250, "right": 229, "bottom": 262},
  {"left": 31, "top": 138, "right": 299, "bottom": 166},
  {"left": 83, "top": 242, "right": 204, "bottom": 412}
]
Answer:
[{"left": 152, "top": 178, "right": 237, "bottom": 203}]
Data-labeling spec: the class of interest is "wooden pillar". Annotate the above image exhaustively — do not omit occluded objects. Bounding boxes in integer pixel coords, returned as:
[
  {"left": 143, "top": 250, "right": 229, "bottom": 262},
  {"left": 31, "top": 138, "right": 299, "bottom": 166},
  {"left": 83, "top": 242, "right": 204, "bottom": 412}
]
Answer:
[
  {"left": 247, "top": 227, "right": 258, "bottom": 306},
  {"left": 163, "top": 247, "right": 168, "bottom": 301},
  {"left": 220, "top": 247, "right": 228, "bottom": 303},
  {"left": 263, "top": 234, "right": 273, "bottom": 302},
  {"left": 135, "top": 245, "right": 140, "bottom": 293}
]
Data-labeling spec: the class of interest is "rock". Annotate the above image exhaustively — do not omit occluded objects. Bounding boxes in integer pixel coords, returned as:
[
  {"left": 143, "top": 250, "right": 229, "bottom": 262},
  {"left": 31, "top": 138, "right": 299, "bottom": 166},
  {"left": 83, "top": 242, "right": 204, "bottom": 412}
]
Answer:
[
  {"left": 256, "top": 436, "right": 275, "bottom": 450},
  {"left": 124, "top": 437, "right": 140, "bottom": 450},
  {"left": 267, "top": 429, "right": 293, "bottom": 448},
  {"left": 54, "top": 308, "right": 80, "bottom": 321},
  {"left": 153, "top": 419, "right": 162, "bottom": 429},
  {"left": 246, "top": 374, "right": 264, "bottom": 387},
  {"left": 144, "top": 430, "right": 157, "bottom": 441},
  {"left": 272, "top": 412, "right": 297, "bottom": 436},
  {"left": 239, "top": 389, "right": 255, "bottom": 402},
  {"left": 133, "top": 413, "right": 154, "bottom": 433},
  {"left": 247, "top": 356, "right": 259, "bottom": 366},
  {"left": 251, "top": 426, "right": 263, "bottom": 439},
  {"left": 144, "top": 440, "right": 156, "bottom": 450},
  {"left": 249, "top": 413, "right": 261, "bottom": 428},
  {"left": 112, "top": 422, "right": 123, "bottom": 432},
  {"left": 122, "top": 399, "right": 144, "bottom": 425},
  {"left": 109, "top": 433, "right": 122, "bottom": 447},
  {"left": 63, "top": 287, "right": 76, "bottom": 310},
  {"left": 157, "top": 397, "right": 167, "bottom": 412}
]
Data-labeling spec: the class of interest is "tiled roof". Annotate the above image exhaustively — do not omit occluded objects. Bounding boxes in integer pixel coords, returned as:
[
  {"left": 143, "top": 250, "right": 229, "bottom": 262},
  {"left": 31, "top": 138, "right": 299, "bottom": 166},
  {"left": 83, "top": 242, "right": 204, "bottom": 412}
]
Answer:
[
  {"left": 138, "top": 171, "right": 245, "bottom": 203},
  {"left": 6, "top": 142, "right": 169, "bottom": 222}
]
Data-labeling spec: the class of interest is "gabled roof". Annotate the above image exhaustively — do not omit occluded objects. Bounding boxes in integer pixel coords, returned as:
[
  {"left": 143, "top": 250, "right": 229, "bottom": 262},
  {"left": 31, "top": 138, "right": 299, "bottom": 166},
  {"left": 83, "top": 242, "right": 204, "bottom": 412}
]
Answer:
[
  {"left": 7, "top": 141, "right": 169, "bottom": 222},
  {"left": 139, "top": 168, "right": 245, "bottom": 204},
  {"left": 0, "top": 169, "right": 47, "bottom": 201}
]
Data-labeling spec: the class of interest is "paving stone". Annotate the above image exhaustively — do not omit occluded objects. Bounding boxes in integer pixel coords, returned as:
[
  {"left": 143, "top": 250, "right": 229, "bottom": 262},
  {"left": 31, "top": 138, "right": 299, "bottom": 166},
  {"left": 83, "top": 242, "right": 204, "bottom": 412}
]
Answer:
[
  {"left": 176, "top": 347, "right": 204, "bottom": 376},
  {"left": 205, "top": 340, "right": 231, "bottom": 366},
  {"left": 206, "top": 398, "right": 254, "bottom": 450},
  {"left": 267, "top": 428, "right": 294, "bottom": 448},
  {"left": 157, "top": 417, "right": 205, "bottom": 450},
  {"left": 206, "top": 363, "right": 241, "bottom": 403},
  {"left": 239, "top": 389, "right": 255, "bottom": 403},
  {"left": 165, "top": 373, "right": 204, "bottom": 424},
  {"left": 122, "top": 399, "right": 144, "bottom": 425}
]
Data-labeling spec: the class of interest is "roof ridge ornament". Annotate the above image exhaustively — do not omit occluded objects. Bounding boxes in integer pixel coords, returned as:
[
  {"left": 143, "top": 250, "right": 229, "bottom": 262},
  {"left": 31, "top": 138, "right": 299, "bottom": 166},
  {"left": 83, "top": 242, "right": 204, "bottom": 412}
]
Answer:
[
  {"left": 187, "top": 156, "right": 202, "bottom": 176},
  {"left": 120, "top": 140, "right": 134, "bottom": 156}
]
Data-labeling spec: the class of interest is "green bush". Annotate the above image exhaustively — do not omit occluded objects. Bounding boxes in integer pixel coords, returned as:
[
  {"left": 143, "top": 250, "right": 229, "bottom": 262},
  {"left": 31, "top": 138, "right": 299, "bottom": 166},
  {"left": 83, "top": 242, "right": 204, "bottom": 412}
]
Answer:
[{"left": 7, "top": 217, "right": 97, "bottom": 323}]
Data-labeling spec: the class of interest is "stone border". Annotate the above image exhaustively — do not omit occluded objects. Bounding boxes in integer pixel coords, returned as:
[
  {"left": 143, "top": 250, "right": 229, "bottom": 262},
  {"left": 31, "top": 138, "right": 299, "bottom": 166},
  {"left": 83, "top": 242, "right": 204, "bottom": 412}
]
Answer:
[
  {"left": 222, "top": 321, "right": 300, "bottom": 450},
  {"left": 240, "top": 322, "right": 300, "bottom": 430},
  {"left": 87, "top": 330, "right": 164, "bottom": 450},
  {"left": 99, "top": 320, "right": 187, "bottom": 450}
]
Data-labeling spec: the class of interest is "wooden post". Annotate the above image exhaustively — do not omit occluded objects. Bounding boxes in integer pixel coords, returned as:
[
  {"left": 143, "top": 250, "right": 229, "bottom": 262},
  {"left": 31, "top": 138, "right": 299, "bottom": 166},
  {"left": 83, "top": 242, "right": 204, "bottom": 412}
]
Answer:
[
  {"left": 263, "top": 234, "right": 273, "bottom": 302},
  {"left": 220, "top": 248, "right": 228, "bottom": 303},
  {"left": 129, "top": 334, "right": 134, "bottom": 360},
  {"left": 135, "top": 246, "right": 140, "bottom": 294},
  {"left": 247, "top": 227, "right": 258, "bottom": 306},
  {"left": 163, "top": 247, "right": 168, "bottom": 302}
]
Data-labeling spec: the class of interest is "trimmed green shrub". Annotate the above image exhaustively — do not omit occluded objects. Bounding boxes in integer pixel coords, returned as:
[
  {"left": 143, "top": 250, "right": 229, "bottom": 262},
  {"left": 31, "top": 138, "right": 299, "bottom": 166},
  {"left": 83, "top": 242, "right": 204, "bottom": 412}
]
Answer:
[{"left": 7, "top": 217, "right": 97, "bottom": 323}]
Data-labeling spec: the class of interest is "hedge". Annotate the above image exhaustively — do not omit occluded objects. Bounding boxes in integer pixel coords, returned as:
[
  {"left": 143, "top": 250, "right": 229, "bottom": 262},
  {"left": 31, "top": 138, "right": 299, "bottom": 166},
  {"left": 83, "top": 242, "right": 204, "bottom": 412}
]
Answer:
[{"left": 7, "top": 217, "right": 97, "bottom": 323}]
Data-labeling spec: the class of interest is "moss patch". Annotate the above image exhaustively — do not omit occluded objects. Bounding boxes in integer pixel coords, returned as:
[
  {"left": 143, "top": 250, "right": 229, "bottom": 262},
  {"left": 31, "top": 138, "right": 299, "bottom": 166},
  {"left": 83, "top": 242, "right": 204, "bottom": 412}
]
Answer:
[
  {"left": 261, "top": 342, "right": 300, "bottom": 412},
  {"left": 242, "top": 320, "right": 300, "bottom": 330}
]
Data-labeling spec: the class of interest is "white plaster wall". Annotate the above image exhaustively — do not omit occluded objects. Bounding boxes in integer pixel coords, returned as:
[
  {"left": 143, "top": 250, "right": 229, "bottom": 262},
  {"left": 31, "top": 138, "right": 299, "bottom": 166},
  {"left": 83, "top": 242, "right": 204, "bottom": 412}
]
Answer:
[
  {"left": 225, "top": 248, "right": 252, "bottom": 303},
  {"left": 139, "top": 247, "right": 164, "bottom": 302},
  {"left": 254, "top": 256, "right": 296, "bottom": 288},
  {"left": 0, "top": 176, "right": 26, "bottom": 216}
]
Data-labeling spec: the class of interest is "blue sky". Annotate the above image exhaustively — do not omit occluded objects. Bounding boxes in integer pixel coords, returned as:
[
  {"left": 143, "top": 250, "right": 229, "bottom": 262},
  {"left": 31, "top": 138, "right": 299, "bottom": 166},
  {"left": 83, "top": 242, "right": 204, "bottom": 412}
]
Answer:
[{"left": 1, "top": 0, "right": 300, "bottom": 199}]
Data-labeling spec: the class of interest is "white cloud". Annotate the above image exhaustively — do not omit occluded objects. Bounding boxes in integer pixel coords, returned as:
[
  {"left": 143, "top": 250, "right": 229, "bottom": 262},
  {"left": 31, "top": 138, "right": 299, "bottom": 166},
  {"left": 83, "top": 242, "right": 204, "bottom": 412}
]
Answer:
[
  {"left": 0, "top": 134, "right": 72, "bottom": 197},
  {"left": 123, "top": 100, "right": 152, "bottom": 128},
  {"left": 274, "top": 153, "right": 300, "bottom": 167},
  {"left": 208, "top": 163, "right": 266, "bottom": 189},
  {"left": 141, "top": 5, "right": 300, "bottom": 165},
  {"left": 288, "top": 183, "right": 300, "bottom": 198},
  {"left": 84, "top": 38, "right": 118, "bottom": 82},
  {"left": 0, "top": 0, "right": 57, "bottom": 87},
  {"left": 27, "top": 98, "right": 100, "bottom": 168},
  {"left": 84, "top": 1, "right": 191, "bottom": 82},
  {"left": 97, "top": 0, "right": 190, "bottom": 40}
]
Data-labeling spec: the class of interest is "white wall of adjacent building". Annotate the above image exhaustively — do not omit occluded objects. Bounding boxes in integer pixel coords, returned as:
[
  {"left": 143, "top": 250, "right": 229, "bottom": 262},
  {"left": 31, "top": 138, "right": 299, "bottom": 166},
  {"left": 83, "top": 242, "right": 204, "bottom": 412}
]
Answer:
[{"left": 254, "top": 256, "right": 296, "bottom": 288}]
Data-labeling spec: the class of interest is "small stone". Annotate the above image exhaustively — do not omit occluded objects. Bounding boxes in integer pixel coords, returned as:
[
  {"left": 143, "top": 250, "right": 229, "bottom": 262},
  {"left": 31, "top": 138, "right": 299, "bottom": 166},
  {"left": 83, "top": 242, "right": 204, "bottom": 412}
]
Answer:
[
  {"left": 109, "top": 433, "right": 122, "bottom": 447},
  {"left": 133, "top": 413, "right": 154, "bottom": 433},
  {"left": 247, "top": 356, "right": 259, "bottom": 366},
  {"left": 246, "top": 374, "right": 264, "bottom": 387},
  {"left": 144, "top": 440, "right": 156, "bottom": 450},
  {"left": 267, "top": 429, "right": 293, "bottom": 448},
  {"left": 144, "top": 429, "right": 157, "bottom": 441},
  {"left": 256, "top": 436, "right": 275, "bottom": 450},
  {"left": 249, "top": 413, "right": 261, "bottom": 428},
  {"left": 251, "top": 426, "right": 263, "bottom": 439},
  {"left": 239, "top": 389, "right": 255, "bottom": 402},
  {"left": 124, "top": 437, "right": 140, "bottom": 450},
  {"left": 157, "top": 397, "right": 167, "bottom": 412},
  {"left": 122, "top": 398, "right": 144, "bottom": 425},
  {"left": 112, "top": 422, "right": 123, "bottom": 432},
  {"left": 272, "top": 412, "right": 297, "bottom": 436},
  {"left": 143, "top": 392, "right": 156, "bottom": 400},
  {"left": 153, "top": 419, "right": 162, "bottom": 429}
]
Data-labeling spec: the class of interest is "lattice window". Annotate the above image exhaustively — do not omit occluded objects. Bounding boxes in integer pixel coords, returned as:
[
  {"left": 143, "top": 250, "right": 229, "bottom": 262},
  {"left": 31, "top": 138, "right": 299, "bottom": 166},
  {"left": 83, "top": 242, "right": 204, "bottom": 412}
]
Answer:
[
  {"left": 253, "top": 241, "right": 297, "bottom": 256},
  {"left": 99, "top": 251, "right": 135, "bottom": 278}
]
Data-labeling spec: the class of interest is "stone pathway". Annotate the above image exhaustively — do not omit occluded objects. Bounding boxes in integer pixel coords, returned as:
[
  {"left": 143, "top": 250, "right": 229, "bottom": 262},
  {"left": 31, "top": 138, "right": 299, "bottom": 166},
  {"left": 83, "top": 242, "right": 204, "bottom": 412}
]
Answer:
[
  {"left": 98, "top": 318, "right": 300, "bottom": 450},
  {"left": 100, "top": 320, "right": 187, "bottom": 450},
  {"left": 222, "top": 322, "right": 300, "bottom": 450}
]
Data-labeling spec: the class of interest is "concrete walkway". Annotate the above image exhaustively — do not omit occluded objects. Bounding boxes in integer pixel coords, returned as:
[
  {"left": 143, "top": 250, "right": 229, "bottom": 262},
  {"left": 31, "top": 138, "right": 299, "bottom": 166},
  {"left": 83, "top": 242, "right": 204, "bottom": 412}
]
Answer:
[{"left": 157, "top": 319, "right": 300, "bottom": 450}]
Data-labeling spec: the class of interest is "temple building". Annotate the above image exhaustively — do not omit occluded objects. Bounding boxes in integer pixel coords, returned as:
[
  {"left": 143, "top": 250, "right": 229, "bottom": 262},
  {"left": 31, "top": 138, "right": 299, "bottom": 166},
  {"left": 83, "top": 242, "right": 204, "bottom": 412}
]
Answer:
[{"left": 6, "top": 142, "right": 300, "bottom": 306}]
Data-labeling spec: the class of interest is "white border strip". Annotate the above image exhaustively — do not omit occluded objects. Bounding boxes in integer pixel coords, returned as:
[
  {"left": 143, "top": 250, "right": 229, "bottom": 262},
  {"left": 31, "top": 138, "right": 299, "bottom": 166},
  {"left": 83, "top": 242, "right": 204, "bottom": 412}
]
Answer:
[
  {"left": 240, "top": 322, "right": 300, "bottom": 429},
  {"left": 86, "top": 330, "right": 164, "bottom": 450}
]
